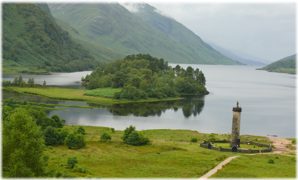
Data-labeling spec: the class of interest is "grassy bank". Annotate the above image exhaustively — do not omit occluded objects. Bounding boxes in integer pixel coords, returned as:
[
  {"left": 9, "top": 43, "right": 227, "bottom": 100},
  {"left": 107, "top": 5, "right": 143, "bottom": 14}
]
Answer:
[
  {"left": 213, "top": 154, "right": 296, "bottom": 178},
  {"left": 4, "top": 87, "right": 182, "bottom": 105},
  {"left": 44, "top": 125, "right": 295, "bottom": 178},
  {"left": 84, "top": 88, "right": 122, "bottom": 98},
  {"left": 45, "top": 126, "right": 230, "bottom": 177}
]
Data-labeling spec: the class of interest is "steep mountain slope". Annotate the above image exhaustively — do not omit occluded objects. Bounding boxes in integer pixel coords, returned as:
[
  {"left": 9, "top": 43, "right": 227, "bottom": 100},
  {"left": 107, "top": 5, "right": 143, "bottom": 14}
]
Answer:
[
  {"left": 132, "top": 4, "right": 240, "bottom": 65},
  {"left": 259, "top": 54, "right": 296, "bottom": 74},
  {"left": 49, "top": 3, "right": 239, "bottom": 65},
  {"left": 3, "top": 4, "right": 103, "bottom": 73}
]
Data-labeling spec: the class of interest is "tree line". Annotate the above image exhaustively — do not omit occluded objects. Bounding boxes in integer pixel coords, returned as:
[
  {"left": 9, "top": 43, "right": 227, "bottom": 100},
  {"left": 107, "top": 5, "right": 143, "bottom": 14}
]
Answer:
[
  {"left": 2, "top": 102, "right": 84, "bottom": 177},
  {"left": 82, "top": 54, "right": 208, "bottom": 100},
  {"left": 3, "top": 75, "right": 46, "bottom": 87}
]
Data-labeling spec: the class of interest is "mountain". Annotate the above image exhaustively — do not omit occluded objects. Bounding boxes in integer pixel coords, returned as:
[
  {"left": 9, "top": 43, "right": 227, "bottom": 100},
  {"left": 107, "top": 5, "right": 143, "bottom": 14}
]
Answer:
[
  {"left": 49, "top": 3, "right": 239, "bottom": 65},
  {"left": 207, "top": 42, "right": 266, "bottom": 66},
  {"left": 3, "top": 4, "right": 108, "bottom": 73},
  {"left": 259, "top": 54, "right": 296, "bottom": 74}
]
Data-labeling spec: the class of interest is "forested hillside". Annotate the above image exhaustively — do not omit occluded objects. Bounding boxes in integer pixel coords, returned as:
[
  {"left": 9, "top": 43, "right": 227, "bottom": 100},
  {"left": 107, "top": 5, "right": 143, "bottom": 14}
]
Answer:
[
  {"left": 49, "top": 3, "right": 239, "bottom": 65},
  {"left": 3, "top": 4, "right": 98, "bottom": 73}
]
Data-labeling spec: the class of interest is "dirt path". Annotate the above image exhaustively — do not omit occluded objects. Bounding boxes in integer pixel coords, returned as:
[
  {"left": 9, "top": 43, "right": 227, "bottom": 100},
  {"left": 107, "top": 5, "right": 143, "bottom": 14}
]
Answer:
[
  {"left": 200, "top": 156, "right": 239, "bottom": 179},
  {"left": 267, "top": 136, "right": 293, "bottom": 154},
  {"left": 200, "top": 137, "right": 295, "bottom": 178}
]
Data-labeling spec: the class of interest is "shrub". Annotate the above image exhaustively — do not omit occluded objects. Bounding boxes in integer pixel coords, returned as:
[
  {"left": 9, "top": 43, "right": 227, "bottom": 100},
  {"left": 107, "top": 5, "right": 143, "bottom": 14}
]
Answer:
[
  {"left": 190, "top": 137, "right": 198, "bottom": 143},
  {"left": 51, "top": 115, "right": 65, "bottom": 128},
  {"left": 44, "top": 126, "right": 68, "bottom": 146},
  {"left": 76, "top": 127, "right": 86, "bottom": 135},
  {"left": 125, "top": 131, "right": 149, "bottom": 146},
  {"left": 110, "top": 128, "right": 115, "bottom": 133},
  {"left": 100, "top": 132, "right": 111, "bottom": 142},
  {"left": 122, "top": 125, "right": 136, "bottom": 141},
  {"left": 268, "top": 159, "right": 275, "bottom": 164},
  {"left": 122, "top": 126, "right": 149, "bottom": 146},
  {"left": 65, "top": 133, "right": 85, "bottom": 149},
  {"left": 67, "top": 157, "right": 78, "bottom": 169}
]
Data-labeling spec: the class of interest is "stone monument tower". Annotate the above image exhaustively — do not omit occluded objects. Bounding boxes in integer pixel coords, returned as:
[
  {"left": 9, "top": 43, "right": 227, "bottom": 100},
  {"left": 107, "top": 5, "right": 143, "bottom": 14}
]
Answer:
[{"left": 231, "top": 101, "right": 242, "bottom": 149}]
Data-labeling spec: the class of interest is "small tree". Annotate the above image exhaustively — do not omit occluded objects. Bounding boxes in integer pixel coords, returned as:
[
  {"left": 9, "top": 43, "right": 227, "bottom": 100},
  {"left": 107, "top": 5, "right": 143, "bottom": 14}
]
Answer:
[
  {"left": 27, "top": 78, "right": 35, "bottom": 87},
  {"left": 44, "top": 127, "right": 68, "bottom": 146},
  {"left": 76, "top": 127, "right": 85, "bottom": 135},
  {"left": 125, "top": 131, "right": 149, "bottom": 146},
  {"left": 122, "top": 126, "right": 149, "bottom": 146},
  {"left": 43, "top": 80, "right": 46, "bottom": 87},
  {"left": 65, "top": 133, "right": 85, "bottom": 149},
  {"left": 51, "top": 115, "right": 65, "bottom": 128},
  {"left": 190, "top": 137, "right": 198, "bottom": 143},
  {"left": 100, "top": 132, "right": 111, "bottom": 142},
  {"left": 122, "top": 125, "right": 136, "bottom": 141},
  {"left": 3, "top": 108, "right": 45, "bottom": 177},
  {"left": 67, "top": 157, "right": 78, "bottom": 169}
]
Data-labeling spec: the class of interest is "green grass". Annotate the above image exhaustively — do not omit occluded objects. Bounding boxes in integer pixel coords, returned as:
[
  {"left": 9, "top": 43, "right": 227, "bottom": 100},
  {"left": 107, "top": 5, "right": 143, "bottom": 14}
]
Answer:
[
  {"left": 213, "top": 142, "right": 265, "bottom": 150},
  {"left": 45, "top": 126, "right": 294, "bottom": 178},
  {"left": 213, "top": 154, "right": 296, "bottom": 178},
  {"left": 84, "top": 88, "right": 122, "bottom": 98},
  {"left": 45, "top": 126, "right": 233, "bottom": 177},
  {"left": 4, "top": 87, "right": 182, "bottom": 105}
]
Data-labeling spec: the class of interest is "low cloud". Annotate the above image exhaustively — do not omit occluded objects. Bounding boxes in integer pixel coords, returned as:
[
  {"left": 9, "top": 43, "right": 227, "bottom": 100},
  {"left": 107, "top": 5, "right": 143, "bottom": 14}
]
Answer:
[{"left": 152, "top": 3, "right": 296, "bottom": 62}]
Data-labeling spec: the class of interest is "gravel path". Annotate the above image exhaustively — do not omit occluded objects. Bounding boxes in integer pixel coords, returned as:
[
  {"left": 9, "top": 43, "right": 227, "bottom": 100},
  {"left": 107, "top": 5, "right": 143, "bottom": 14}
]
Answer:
[
  {"left": 267, "top": 136, "right": 293, "bottom": 154},
  {"left": 200, "top": 156, "right": 239, "bottom": 179}
]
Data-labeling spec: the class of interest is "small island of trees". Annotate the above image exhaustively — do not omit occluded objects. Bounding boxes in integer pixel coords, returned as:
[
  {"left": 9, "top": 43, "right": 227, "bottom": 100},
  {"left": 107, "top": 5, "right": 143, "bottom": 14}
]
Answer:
[{"left": 82, "top": 54, "right": 208, "bottom": 100}]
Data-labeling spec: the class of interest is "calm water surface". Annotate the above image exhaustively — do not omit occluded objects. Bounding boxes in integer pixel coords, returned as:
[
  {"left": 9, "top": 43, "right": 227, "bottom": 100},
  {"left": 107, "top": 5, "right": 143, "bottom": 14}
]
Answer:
[
  {"left": 4, "top": 65, "right": 296, "bottom": 137},
  {"left": 3, "top": 71, "right": 91, "bottom": 86}
]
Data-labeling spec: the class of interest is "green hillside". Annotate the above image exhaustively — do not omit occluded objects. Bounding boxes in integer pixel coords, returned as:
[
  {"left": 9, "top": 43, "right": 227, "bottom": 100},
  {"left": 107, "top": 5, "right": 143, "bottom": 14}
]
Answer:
[
  {"left": 260, "top": 54, "right": 296, "bottom": 74},
  {"left": 3, "top": 4, "right": 102, "bottom": 74},
  {"left": 49, "top": 3, "right": 239, "bottom": 65}
]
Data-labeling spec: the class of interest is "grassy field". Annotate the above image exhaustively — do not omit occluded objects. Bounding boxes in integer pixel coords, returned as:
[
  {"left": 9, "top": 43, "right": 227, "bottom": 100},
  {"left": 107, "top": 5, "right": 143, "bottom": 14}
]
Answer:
[
  {"left": 85, "top": 88, "right": 122, "bottom": 98},
  {"left": 43, "top": 125, "right": 295, "bottom": 178},
  {"left": 213, "top": 154, "right": 296, "bottom": 178},
  {"left": 4, "top": 87, "right": 182, "bottom": 105},
  {"left": 45, "top": 126, "right": 233, "bottom": 177}
]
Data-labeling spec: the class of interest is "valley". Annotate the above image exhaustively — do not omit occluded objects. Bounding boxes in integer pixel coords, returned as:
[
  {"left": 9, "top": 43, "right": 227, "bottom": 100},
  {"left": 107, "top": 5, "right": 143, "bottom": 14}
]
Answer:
[{"left": 2, "top": 2, "right": 296, "bottom": 179}]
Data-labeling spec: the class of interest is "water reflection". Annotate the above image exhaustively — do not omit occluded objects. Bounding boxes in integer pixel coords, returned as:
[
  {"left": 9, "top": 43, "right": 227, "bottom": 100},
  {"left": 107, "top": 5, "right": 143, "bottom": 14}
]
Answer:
[
  {"left": 3, "top": 90, "right": 60, "bottom": 104},
  {"left": 88, "top": 97, "right": 205, "bottom": 117},
  {"left": 3, "top": 90, "right": 205, "bottom": 118}
]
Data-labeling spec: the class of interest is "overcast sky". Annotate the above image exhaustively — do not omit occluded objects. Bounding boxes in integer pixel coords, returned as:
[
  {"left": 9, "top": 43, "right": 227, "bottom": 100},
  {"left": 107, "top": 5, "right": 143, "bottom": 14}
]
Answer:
[{"left": 152, "top": 3, "right": 296, "bottom": 62}]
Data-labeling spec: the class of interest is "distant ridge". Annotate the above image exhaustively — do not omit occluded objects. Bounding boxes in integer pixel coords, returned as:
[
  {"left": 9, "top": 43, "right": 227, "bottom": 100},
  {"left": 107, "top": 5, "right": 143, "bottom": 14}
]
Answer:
[
  {"left": 207, "top": 42, "right": 266, "bottom": 66},
  {"left": 259, "top": 54, "right": 296, "bottom": 74}
]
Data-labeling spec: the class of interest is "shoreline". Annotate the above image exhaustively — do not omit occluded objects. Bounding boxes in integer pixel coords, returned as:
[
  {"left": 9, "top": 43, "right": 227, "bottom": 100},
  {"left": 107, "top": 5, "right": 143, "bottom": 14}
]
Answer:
[
  {"left": 4, "top": 86, "right": 185, "bottom": 105},
  {"left": 65, "top": 124, "right": 297, "bottom": 140}
]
